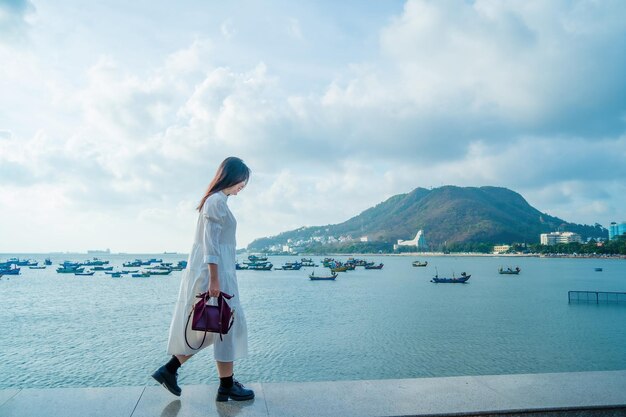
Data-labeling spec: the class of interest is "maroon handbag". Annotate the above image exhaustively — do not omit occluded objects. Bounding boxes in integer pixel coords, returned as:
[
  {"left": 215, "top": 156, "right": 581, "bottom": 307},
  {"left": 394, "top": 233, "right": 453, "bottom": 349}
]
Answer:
[{"left": 185, "top": 291, "right": 235, "bottom": 350}]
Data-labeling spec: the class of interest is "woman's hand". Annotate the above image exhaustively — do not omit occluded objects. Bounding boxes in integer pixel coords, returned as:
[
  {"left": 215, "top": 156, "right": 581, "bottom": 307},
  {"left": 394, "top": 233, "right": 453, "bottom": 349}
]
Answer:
[{"left": 208, "top": 278, "right": 220, "bottom": 297}]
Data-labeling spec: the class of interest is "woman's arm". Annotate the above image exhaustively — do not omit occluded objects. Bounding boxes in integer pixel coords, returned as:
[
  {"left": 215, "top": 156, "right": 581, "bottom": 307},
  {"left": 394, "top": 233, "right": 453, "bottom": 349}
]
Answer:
[{"left": 208, "top": 263, "right": 220, "bottom": 297}]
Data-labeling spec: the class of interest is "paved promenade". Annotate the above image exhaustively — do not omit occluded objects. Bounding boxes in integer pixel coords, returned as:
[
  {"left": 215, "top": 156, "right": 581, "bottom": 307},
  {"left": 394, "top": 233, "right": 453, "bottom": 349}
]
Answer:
[{"left": 1, "top": 370, "right": 625, "bottom": 417}]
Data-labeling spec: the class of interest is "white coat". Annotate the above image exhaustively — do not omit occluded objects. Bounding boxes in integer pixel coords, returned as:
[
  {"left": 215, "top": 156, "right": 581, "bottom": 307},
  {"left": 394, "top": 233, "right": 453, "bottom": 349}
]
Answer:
[{"left": 166, "top": 191, "right": 248, "bottom": 361}]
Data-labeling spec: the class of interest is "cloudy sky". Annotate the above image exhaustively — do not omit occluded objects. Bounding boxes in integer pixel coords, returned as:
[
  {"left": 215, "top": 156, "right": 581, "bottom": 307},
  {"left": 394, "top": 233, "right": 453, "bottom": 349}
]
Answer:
[{"left": 1, "top": 0, "right": 625, "bottom": 253}]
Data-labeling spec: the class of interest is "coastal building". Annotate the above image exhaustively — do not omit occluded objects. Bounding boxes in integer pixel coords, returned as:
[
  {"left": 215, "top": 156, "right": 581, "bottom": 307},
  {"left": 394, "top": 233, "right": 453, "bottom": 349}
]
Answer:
[
  {"left": 540, "top": 231, "right": 582, "bottom": 245},
  {"left": 493, "top": 245, "right": 511, "bottom": 254},
  {"left": 393, "top": 229, "right": 427, "bottom": 250},
  {"left": 608, "top": 222, "right": 626, "bottom": 240}
]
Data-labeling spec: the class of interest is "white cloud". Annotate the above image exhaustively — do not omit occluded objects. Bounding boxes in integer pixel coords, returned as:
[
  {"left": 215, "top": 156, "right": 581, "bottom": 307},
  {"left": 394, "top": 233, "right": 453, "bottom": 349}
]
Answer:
[{"left": 2, "top": 0, "right": 626, "bottom": 252}]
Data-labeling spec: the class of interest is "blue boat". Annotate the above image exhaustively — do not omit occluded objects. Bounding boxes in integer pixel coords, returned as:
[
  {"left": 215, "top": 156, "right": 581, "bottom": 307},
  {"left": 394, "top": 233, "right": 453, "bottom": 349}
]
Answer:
[
  {"left": 82, "top": 258, "right": 109, "bottom": 266},
  {"left": 431, "top": 272, "right": 470, "bottom": 283},
  {"left": 57, "top": 266, "right": 84, "bottom": 274},
  {"left": 276, "top": 262, "right": 302, "bottom": 270}
]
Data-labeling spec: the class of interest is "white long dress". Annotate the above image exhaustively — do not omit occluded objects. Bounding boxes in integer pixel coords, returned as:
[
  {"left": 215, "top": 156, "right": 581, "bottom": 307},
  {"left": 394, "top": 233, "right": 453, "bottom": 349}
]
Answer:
[{"left": 166, "top": 191, "right": 248, "bottom": 361}]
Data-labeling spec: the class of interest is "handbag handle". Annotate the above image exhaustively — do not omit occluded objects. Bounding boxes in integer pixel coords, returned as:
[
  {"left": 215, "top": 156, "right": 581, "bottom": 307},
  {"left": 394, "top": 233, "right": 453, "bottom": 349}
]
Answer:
[{"left": 184, "top": 291, "right": 233, "bottom": 350}]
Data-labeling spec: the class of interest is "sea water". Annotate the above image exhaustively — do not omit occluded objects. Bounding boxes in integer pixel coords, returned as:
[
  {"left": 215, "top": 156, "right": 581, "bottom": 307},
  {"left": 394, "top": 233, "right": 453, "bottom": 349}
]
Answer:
[{"left": 1, "top": 253, "right": 625, "bottom": 389}]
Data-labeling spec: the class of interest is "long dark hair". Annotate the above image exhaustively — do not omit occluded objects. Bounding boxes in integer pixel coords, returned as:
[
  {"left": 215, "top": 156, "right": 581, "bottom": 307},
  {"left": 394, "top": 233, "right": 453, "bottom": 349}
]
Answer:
[{"left": 197, "top": 157, "right": 250, "bottom": 211}]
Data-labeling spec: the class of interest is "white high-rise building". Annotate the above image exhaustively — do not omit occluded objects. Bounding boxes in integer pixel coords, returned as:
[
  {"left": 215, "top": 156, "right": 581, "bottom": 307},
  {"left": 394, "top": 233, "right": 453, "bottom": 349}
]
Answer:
[{"left": 540, "top": 232, "right": 582, "bottom": 245}]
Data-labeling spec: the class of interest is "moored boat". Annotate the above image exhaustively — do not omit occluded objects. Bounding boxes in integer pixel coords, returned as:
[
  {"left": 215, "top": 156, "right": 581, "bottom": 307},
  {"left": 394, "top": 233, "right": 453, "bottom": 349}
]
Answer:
[
  {"left": 148, "top": 270, "right": 172, "bottom": 276},
  {"left": 412, "top": 261, "right": 428, "bottom": 267},
  {"left": 498, "top": 267, "right": 520, "bottom": 275},
  {"left": 364, "top": 263, "right": 384, "bottom": 270},
  {"left": 75, "top": 271, "right": 95, "bottom": 276},
  {"left": 309, "top": 271, "right": 337, "bottom": 281},
  {"left": 57, "top": 266, "right": 84, "bottom": 273},
  {"left": 247, "top": 263, "right": 273, "bottom": 271},
  {"left": 431, "top": 272, "right": 470, "bottom": 283},
  {"left": 278, "top": 262, "right": 302, "bottom": 270},
  {"left": 330, "top": 265, "right": 349, "bottom": 273},
  {"left": 82, "top": 258, "right": 110, "bottom": 266}
]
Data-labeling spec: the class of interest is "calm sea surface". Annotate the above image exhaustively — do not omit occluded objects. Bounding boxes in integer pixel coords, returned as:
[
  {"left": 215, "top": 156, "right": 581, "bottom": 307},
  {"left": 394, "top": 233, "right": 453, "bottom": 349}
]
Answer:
[{"left": 1, "top": 253, "right": 625, "bottom": 389}]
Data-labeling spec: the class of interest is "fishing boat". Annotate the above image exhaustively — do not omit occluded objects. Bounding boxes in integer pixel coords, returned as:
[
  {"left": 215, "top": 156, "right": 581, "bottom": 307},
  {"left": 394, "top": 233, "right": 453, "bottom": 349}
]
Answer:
[
  {"left": 148, "top": 270, "right": 172, "bottom": 276},
  {"left": 412, "top": 261, "right": 428, "bottom": 267},
  {"left": 123, "top": 260, "right": 142, "bottom": 267},
  {"left": 431, "top": 272, "right": 471, "bottom": 283},
  {"left": 29, "top": 266, "right": 46, "bottom": 269},
  {"left": 248, "top": 255, "right": 268, "bottom": 262},
  {"left": 330, "top": 265, "right": 349, "bottom": 273},
  {"left": 594, "top": 267, "right": 603, "bottom": 272},
  {"left": 247, "top": 263, "right": 273, "bottom": 271},
  {"left": 110, "top": 272, "right": 122, "bottom": 278},
  {"left": 82, "top": 258, "right": 109, "bottom": 266},
  {"left": 44, "top": 258, "right": 52, "bottom": 265},
  {"left": 132, "top": 272, "right": 151, "bottom": 278},
  {"left": 280, "top": 262, "right": 302, "bottom": 270},
  {"left": 235, "top": 263, "right": 249, "bottom": 270},
  {"left": 8, "top": 258, "right": 37, "bottom": 266},
  {"left": 498, "top": 267, "right": 520, "bottom": 275},
  {"left": 75, "top": 271, "right": 95, "bottom": 276},
  {"left": 57, "top": 267, "right": 84, "bottom": 274},
  {"left": 92, "top": 266, "right": 114, "bottom": 271},
  {"left": 0, "top": 267, "right": 20, "bottom": 275},
  {"left": 322, "top": 258, "right": 335, "bottom": 267},
  {"left": 300, "top": 258, "right": 317, "bottom": 267},
  {"left": 364, "top": 263, "right": 384, "bottom": 270},
  {"left": 309, "top": 271, "right": 337, "bottom": 281}
]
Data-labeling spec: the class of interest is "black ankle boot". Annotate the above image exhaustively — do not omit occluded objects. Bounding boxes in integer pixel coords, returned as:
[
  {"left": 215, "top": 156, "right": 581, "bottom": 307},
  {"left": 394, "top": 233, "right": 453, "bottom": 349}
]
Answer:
[
  {"left": 152, "top": 365, "right": 182, "bottom": 396},
  {"left": 216, "top": 379, "right": 254, "bottom": 402}
]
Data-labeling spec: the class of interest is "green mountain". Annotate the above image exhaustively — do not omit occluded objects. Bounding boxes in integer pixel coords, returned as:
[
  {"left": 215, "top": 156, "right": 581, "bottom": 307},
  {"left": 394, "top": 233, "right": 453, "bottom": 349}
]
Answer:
[{"left": 247, "top": 186, "right": 607, "bottom": 251}]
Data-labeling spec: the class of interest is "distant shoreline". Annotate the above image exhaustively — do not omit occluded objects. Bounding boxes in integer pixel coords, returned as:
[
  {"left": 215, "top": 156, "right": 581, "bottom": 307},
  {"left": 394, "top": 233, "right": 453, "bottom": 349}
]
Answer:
[{"left": 299, "top": 252, "right": 626, "bottom": 260}]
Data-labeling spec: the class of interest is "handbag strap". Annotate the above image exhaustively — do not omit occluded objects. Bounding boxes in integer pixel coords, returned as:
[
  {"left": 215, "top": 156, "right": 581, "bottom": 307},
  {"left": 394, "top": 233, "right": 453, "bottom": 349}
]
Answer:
[{"left": 184, "top": 292, "right": 210, "bottom": 350}]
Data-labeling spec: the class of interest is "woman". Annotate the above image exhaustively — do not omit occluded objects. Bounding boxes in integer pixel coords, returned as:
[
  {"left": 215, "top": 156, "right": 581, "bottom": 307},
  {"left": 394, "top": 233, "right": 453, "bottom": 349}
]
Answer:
[{"left": 152, "top": 157, "right": 254, "bottom": 402}]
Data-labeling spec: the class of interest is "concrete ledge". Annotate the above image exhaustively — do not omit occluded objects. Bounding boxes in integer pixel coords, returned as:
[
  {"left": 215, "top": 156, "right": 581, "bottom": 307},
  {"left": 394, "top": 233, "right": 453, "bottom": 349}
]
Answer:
[{"left": 1, "top": 370, "right": 625, "bottom": 417}]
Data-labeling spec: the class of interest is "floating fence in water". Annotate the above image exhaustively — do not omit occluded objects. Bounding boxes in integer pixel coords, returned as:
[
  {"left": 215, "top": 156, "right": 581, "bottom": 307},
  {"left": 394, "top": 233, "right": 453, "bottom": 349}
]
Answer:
[{"left": 568, "top": 291, "right": 626, "bottom": 304}]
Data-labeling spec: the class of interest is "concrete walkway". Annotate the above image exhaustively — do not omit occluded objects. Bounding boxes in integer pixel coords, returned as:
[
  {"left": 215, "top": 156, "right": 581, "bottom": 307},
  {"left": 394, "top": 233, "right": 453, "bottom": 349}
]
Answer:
[{"left": 1, "top": 370, "right": 625, "bottom": 417}]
